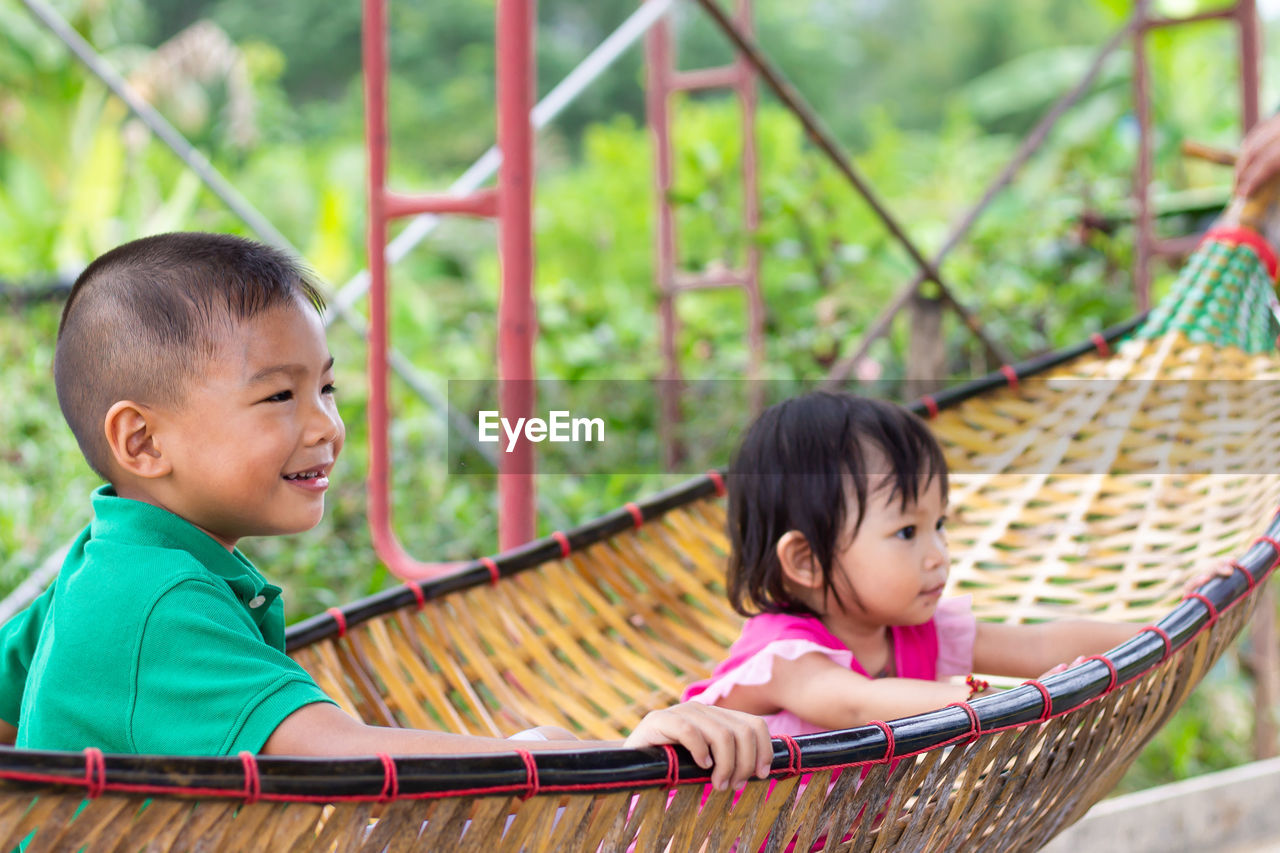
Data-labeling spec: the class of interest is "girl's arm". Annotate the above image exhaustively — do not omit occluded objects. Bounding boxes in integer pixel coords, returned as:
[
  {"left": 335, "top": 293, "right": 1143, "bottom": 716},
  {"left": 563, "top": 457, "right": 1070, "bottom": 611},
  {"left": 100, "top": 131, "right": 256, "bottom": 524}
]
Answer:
[
  {"left": 718, "top": 652, "right": 971, "bottom": 729},
  {"left": 971, "top": 620, "right": 1138, "bottom": 680}
]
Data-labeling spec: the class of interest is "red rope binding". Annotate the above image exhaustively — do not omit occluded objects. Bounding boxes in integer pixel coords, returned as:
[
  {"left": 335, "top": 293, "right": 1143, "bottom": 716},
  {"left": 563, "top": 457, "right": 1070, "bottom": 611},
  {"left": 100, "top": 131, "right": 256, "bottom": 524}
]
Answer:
[
  {"left": 1255, "top": 536, "right": 1280, "bottom": 569},
  {"left": 83, "top": 747, "right": 105, "bottom": 799},
  {"left": 239, "top": 751, "right": 260, "bottom": 805},
  {"left": 1203, "top": 225, "right": 1280, "bottom": 280},
  {"left": 377, "top": 753, "right": 399, "bottom": 802},
  {"left": 480, "top": 556, "right": 500, "bottom": 586},
  {"left": 999, "top": 365, "right": 1019, "bottom": 391},
  {"left": 1229, "top": 560, "right": 1257, "bottom": 593},
  {"left": 1184, "top": 592, "right": 1219, "bottom": 625},
  {"left": 325, "top": 607, "right": 347, "bottom": 638},
  {"left": 870, "top": 720, "right": 895, "bottom": 763},
  {"left": 1083, "top": 655, "right": 1118, "bottom": 693},
  {"left": 1090, "top": 332, "right": 1111, "bottom": 358},
  {"left": 515, "top": 749, "right": 540, "bottom": 800},
  {"left": 624, "top": 501, "right": 644, "bottom": 529},
  {"left": 706, "top": 470, "right": 726, "bottom": 497},
  {"left": 778, "top": 734, "right": 801, "bottom": 777},
  {"left": 1141, "top": 625, "right": 1173, "bottom": 662},
  {"left": 921, "top": 395, "right": 939, "bottom": 419},
  {"left": 1023, "top": 680, "right": 1052, "bottom": 723},
  {"left": 403, "top": 582, "right": 426, "bottom": 610},
  {"left": 946, "top": 701, "right": 981, "bottom": 742},
  {"left": 660, "top": 744, "right": 679, "bottom": 788},
  {"left": 552, "top": 531, "right": 571, "bottom": 558}
]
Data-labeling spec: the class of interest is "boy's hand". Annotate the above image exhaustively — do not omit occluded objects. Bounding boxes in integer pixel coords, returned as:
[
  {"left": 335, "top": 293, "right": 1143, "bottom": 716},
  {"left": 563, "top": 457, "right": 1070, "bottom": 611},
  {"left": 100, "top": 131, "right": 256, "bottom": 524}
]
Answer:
[
  {"left": 508, "top": 725, "right": 578, "bottom": 741},
  {"left": 1039, "top": 655, "right": 1087, "bottom": 680},
  {"left": 622, "top": 702, "right": 772, "bottom": 791},
  {"left": 1182, "top": 561, "right": 1237, "bottom": 597}
]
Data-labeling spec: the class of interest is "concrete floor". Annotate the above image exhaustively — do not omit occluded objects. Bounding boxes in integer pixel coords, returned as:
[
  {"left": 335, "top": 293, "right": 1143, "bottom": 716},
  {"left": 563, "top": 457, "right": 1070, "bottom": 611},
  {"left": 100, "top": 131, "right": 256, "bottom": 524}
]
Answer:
[{"left": 1042, "top": 758, "right": 1280, "bottom": 852}]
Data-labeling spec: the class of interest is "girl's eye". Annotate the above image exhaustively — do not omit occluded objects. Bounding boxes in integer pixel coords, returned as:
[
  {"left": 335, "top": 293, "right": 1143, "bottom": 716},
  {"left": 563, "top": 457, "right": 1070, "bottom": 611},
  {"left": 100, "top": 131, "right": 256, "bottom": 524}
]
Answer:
[
  {"left": 264, "top": 390, "right": 293, "bottom": 403},
  {"left": 322, "top": 383, "right": 337, "bottom": 395},
  {"left": 936, "top": 516, "right": 948, "bottom": 531},
  {"left": 896, "top": 525, "right": 916, "bottom": 540}
]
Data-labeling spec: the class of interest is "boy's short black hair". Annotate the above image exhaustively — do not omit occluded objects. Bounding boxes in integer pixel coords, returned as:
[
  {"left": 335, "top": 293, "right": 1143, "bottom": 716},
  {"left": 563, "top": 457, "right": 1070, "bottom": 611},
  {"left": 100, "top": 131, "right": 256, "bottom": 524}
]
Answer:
[
  {"left": 726, "top": 391, "right": 949, "bottom": 616},
  {"left": 54, "top": 232, "right": 326, "bottom": 480}
]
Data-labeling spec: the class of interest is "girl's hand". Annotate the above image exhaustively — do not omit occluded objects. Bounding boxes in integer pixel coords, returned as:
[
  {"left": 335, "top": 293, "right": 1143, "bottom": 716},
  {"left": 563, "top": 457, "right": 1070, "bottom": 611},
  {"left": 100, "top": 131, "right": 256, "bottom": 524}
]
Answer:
[
  {"left": 623, "top": 702, "right": 773, "bottom": 791},
  {"left": 1182, "top": 561, "right": 1237, "bottom": 597}
]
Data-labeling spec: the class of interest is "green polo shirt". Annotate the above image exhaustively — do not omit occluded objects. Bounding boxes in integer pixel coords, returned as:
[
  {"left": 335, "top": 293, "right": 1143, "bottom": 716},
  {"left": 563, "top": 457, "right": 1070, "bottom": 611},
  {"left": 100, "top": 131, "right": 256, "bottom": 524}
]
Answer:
[{"left": 0, "top": 487, "right": 333, "bottom": 755}]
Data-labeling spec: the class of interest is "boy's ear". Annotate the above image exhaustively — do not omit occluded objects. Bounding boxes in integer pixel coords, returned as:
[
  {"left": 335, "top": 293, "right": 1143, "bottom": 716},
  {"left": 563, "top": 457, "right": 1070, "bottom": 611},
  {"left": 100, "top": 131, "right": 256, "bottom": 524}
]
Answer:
[
  {"left": 103, "top": 401, "right": 171, "bottom": 479},
  {"left": 776, "top": 530, "right": 822, "bottom": 590}
]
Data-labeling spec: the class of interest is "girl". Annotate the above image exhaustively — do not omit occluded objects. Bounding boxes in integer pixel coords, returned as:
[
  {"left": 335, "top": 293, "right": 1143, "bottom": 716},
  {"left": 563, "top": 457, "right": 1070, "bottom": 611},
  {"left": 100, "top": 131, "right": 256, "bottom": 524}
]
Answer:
[{"left": 684, "top": 391, "right": 1138, "bottom": 734}]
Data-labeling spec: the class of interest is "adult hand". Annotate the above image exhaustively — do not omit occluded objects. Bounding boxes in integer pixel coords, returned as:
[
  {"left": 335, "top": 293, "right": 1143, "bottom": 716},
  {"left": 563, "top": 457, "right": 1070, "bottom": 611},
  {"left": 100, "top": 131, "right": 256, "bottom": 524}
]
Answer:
[
  {"left": 1235, "top": 116, "right": 1280, "bottom": 199},
  {"left": 1182, "top": 560, "right": 1237, "bottom": 597},
  {"left": 623, "top": 701, "right": 773, "bottom": 791}
]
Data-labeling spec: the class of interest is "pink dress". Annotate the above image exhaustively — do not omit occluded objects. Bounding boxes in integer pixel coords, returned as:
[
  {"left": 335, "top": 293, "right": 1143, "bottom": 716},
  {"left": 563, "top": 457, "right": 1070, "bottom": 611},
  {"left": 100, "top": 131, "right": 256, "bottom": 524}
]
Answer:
[{"left": 683, "top": 596, "right": 977, "bottom": 735}]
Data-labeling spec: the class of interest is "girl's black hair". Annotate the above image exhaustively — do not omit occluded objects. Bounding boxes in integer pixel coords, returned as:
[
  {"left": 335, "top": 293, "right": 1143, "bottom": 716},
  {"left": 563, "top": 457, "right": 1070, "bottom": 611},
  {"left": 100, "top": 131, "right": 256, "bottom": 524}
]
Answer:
[{"left": 726, "top": 391, "right": 949, "bottom": 616}]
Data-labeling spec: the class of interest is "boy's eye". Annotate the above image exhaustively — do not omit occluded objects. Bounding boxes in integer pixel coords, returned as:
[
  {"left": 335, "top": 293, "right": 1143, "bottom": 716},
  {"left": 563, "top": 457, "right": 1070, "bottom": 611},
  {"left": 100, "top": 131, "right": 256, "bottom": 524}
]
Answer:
[
  {"left": 264, "top": 390, "right": 293, "bottom": 403},
  {"left": 322, "top": 383, "right": 337, "bottom": 395},
  {"left": 896, "top": 525, "right": 916, "bottom": 540},
  {"left": 936, "top": 516, "right": 948, "bottom": 531}
]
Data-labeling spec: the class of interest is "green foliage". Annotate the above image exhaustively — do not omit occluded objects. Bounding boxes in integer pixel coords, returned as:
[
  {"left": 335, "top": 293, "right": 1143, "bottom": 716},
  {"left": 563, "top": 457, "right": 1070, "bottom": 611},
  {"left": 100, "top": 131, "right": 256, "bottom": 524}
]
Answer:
[{"left": 1117, "top": 654, "right": 1256, "bottom": 794}]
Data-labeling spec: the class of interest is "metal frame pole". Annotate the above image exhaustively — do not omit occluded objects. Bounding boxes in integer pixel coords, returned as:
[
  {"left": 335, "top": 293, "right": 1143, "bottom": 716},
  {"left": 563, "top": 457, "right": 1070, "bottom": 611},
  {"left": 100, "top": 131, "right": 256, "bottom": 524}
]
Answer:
[
  {"left": 645, "top": 3, "right": 682, "bottom": 469},
  {"left": 326, "top": 0, "right": 676, "bottom": 327},
  {"left": 19, "top": 0, "right": 295, "bottom": 254},
  {"left": 363, "top": 0, "right": 520, "bottom": 577},
  {"left": 689, "top": 0, "right": 1011, "bottom": 366},
  {"left": 495, "top": 0, "right": 538, "bottom": 550},
  {"left": 823, "top": 19, "right": 1136, "bottom": 386},
  {"left": 1133, "top": 0, "right": 1155, "bottom": 313},
  {"left": 737, "top": 0, "right": 765, "bottom": 417}
]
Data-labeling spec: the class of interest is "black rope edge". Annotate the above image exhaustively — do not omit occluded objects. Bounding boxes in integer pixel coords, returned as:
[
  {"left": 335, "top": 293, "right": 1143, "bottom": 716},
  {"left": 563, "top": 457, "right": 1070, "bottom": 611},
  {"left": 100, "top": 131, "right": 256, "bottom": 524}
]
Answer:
[{"left": 0, "top": 503, "right": 1271, "bottom": 802}]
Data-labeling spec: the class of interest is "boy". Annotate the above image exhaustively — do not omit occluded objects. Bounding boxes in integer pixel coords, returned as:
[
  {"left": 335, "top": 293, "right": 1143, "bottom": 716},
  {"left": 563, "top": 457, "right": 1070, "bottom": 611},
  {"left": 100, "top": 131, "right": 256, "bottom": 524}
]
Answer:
[{"left": 0, "top": 232, "right": 771, "bottom": 792}]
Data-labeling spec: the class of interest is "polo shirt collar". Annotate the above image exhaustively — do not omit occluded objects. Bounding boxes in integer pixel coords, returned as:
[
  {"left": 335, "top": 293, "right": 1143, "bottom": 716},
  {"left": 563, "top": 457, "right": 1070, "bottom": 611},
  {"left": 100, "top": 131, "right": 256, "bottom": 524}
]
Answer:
[{"left": 89, "top": 486, "right": 282, "bottom": 617}]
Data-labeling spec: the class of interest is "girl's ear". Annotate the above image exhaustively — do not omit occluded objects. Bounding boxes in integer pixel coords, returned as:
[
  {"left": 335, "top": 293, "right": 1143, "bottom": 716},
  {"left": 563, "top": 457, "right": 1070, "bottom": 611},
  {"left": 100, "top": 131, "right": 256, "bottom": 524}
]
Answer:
[
  {"left": 776, "top": 530, "right": 822, "bottom": 591},
  {"left": 104, "top": 400, "right": 172, "bottom": 480}
]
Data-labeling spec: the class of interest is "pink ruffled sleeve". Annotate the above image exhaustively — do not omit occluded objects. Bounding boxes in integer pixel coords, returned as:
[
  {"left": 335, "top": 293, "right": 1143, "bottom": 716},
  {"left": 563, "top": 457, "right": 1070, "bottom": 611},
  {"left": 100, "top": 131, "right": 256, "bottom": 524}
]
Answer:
[
  {"left": 687, "top": 639, "right": 853, "bottom": 707},
  {"left": 933, "top": 594, "right": 977, "bottom": 678}
]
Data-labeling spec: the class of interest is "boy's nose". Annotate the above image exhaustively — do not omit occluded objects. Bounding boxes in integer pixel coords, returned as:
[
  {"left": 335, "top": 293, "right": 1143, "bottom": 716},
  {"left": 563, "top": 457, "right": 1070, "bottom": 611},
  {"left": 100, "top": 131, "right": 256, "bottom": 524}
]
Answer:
[{"left": 308, "top": 401, "right": 345, "bottom": 446}]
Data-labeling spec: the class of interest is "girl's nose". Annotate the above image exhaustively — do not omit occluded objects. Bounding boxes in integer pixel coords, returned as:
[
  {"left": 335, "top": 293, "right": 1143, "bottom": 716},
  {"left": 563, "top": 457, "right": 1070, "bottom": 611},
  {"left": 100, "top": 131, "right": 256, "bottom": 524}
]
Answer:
[{"left": 926, "top": 530, "right": 949, "bottom": 568}]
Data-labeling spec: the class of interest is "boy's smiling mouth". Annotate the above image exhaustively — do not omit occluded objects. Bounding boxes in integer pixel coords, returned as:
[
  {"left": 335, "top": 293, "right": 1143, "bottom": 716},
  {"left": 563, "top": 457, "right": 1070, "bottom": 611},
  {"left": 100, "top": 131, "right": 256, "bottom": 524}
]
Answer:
[{"left": 282, "top": 464, "right": 332, "bottom": 490}]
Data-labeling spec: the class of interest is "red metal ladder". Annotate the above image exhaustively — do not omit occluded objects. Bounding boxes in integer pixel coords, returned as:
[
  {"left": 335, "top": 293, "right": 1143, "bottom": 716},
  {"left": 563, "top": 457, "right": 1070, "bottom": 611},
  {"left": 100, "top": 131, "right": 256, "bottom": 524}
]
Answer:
[{"left": 645, "top": 0, "right": 764, "bottom": 468}]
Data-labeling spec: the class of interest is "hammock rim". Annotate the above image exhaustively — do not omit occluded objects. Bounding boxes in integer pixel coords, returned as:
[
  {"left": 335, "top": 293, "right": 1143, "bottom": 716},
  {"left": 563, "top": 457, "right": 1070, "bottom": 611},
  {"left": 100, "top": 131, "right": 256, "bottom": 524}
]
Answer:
[
  {"left": 0, "top": 513, "right": 1271, "bottom": 804},
  {"left": 9, "top": 309, "right": 1275, "bottom": 804}
]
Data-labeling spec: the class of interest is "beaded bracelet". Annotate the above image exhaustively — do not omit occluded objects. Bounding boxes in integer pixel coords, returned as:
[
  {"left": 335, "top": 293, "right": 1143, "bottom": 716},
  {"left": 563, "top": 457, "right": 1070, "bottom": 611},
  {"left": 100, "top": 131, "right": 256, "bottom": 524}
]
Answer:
[{"left": 965, "top": 674, "right": 990, "bottom": 699}]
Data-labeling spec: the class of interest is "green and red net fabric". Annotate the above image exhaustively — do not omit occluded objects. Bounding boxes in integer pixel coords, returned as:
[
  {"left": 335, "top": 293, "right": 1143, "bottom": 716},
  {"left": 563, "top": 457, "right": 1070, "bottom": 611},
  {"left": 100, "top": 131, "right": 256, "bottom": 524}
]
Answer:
[{"left": 1137, "top": 226, "right": 1279, "bottom": 350}]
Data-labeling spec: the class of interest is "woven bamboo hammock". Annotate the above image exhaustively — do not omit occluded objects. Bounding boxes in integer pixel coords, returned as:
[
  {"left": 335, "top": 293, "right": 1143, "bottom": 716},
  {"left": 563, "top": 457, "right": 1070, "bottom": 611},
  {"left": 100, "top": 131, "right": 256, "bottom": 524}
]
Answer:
[{"left": 4, "top": 227, "right": 1280, "bottom": 851}]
